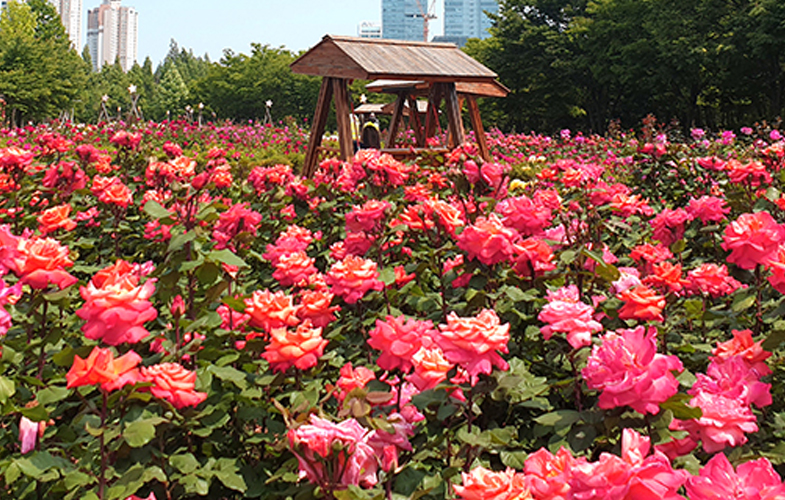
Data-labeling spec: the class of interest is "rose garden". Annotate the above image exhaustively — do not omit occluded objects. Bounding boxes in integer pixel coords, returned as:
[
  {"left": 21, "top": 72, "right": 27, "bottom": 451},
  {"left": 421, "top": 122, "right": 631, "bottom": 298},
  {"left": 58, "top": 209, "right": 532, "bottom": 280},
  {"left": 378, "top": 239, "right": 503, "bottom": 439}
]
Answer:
[{"left": 0, "top": 118, "right": 784, "bottom": 499}]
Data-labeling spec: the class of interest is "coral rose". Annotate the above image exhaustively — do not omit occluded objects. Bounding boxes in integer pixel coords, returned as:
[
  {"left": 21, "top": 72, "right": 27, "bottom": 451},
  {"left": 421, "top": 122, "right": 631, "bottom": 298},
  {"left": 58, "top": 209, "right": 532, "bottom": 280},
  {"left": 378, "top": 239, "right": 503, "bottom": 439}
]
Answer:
[
  {"left": 325, "top": 255, "right": 384, "bottom": 304},
  {"left": 617, "top": 285, "right": 665, "bottom": 322},
  {"left": 457, "top": 214, "right": 519, "bottom": 266},
  {"left": 406, "top": 346, "right": 454, "bottom": 392},
  {"left": 77, "top": 260, "right": 158, "bottom": 345},
  {"left": 368, "top": 315, "right": 437, "bottom": 373},
  {"left": 140, "top": 363, "right": 206, "bottom": 409},
  {"left": 454, "top": 466, "right": 531, "bottom": 500},
  {"left": 9, "top": 236, "right": 78, "bottom": 290},
  {"left": 272, "top": 251, "right": 317, "bottom": 288},
  {"left": 297, "top": 288, "right": 339, "bottom": 328},
  {"left": 436, "top": 309, "right": 509, "bottom": 385},
  {"left": 721, "top": 211, "right": 785, "bottom": 270},
  {"left": 262, "top": 321, "right": 328, "bottom": 372},
  {"left": 66, "top": 346, "right": 143, "bottom": 392},
  {"left": 37, "top": 204, "right": 77, "bottom": 234},
  {"left": 244, "top": 289, "right": 301, "bottom": 333}
]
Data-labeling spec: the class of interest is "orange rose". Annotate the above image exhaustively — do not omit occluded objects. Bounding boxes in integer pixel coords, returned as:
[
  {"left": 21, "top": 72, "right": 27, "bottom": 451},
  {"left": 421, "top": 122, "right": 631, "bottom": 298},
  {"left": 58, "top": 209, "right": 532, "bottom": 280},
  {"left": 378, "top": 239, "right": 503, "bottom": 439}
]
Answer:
[
  {"left": 140, "top": 363, "right": 206, "bottom": 409},
  {"left": 66, "top": 346, "right": 142, "bottom": 391},
  {"left": 11, "top": 237, "right": 77, "bottom": 290},
  {"left": 37, "top": 204, "right": 77, "bottom": 234},
  {"left": 244, "top": 289, "right": 301, "bottom": 333},
  {"left": 262, "top": 321, "right": 328, "bottom": 372},
  {"left": 454, "top": 466, "right": 531, "bottom": 500},
  {"left": 617, "top": 285, "right": 666, "bottom": 322}
]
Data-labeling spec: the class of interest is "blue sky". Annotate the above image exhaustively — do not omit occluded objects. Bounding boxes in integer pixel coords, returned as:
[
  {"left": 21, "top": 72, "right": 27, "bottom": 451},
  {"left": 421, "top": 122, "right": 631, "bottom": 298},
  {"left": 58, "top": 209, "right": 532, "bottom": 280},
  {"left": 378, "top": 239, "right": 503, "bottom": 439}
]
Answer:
[{"left": 94, "top": 0, "right": 444, "bottom": 66}]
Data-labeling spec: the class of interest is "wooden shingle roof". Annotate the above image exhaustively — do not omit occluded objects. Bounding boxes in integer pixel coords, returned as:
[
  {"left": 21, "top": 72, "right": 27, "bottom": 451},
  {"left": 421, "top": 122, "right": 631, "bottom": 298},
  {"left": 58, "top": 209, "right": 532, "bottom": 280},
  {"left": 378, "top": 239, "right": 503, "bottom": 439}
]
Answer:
[{"left": 291, "top": 35, "right": 499, "bottom": 83}]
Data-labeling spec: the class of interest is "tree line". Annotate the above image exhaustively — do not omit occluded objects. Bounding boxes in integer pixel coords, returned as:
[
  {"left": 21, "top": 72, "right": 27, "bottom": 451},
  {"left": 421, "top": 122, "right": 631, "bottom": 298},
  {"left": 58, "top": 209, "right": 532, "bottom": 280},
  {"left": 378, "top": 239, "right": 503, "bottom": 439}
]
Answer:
[
  {"left": 465, "top": 0, "right": 785, "bottom": 133},
  {"left": 3, "top": 0, "right": 785, "bottom": 133},
  {"left": 0, "top": 0, "right": 322, "bottom": 126}
]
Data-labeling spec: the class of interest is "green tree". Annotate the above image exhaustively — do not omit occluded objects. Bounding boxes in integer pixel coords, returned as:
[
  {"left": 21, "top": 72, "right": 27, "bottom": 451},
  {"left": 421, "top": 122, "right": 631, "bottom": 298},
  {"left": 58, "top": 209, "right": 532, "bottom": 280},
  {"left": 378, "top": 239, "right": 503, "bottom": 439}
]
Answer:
[
  {"left": 192, "top": 44, "right": 319, "bottom": 123},
  {"left": 0, "top": 0, "right": 87, "bottom": 125}
]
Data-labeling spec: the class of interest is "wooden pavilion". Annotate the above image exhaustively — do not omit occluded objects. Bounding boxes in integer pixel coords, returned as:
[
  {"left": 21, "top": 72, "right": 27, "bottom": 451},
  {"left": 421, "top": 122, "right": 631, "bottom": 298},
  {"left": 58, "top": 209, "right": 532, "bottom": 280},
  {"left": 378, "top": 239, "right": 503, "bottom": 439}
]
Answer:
[{"left": 290, "top": 35, "right": 508, "bottom": 177}]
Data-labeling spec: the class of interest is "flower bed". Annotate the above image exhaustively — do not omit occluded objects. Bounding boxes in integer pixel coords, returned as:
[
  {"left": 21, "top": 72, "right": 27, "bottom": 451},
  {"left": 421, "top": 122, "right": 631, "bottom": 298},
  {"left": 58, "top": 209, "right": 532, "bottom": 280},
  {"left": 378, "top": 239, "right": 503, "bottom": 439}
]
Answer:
[{"left": 0, "top": 120, "right": 784, "bottom": 499}]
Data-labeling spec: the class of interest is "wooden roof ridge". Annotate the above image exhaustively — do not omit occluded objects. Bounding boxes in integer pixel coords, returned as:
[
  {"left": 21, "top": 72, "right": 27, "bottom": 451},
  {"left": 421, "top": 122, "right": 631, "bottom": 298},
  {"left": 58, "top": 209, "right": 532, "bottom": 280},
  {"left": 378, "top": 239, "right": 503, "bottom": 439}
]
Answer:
[
  {"left": 326, "top": 34, "right": 456, "bottom": 48},
  {"left": 291, "top": 34, "right": 499, "bottom": 82}
]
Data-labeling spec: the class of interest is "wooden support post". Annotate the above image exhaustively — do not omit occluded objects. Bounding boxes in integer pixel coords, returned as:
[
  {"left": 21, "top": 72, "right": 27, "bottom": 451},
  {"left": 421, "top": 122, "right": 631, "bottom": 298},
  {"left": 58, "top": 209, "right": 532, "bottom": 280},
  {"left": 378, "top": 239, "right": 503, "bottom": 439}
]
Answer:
[
  {"left": 443, "top": 82, "right": 465, "bottom": 149},
  {"left": 333, "top": 78, "right": 354, "bottom": 162},
  {"left": 425, "top": 84, "right": 443, "bottom": 142},
  {"left": 466, "top": 95, "right": 490, "bottom": 162},
  {"left": 303, "top": 78, "right": 334, "bottom": 178},
  {"left": 386, "top": 92, "right": 407, "bottom": 148},
  {"left": 407, "top": 95, "right": 425, "bottom": 147}
]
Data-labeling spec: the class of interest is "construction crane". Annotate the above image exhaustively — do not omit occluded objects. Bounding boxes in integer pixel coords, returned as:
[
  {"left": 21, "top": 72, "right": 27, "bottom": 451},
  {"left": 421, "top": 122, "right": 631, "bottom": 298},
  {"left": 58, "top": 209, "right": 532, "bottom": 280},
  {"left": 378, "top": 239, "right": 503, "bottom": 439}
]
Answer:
[{"left": 406, "top": 0, "right": 437, "bottom": 42}]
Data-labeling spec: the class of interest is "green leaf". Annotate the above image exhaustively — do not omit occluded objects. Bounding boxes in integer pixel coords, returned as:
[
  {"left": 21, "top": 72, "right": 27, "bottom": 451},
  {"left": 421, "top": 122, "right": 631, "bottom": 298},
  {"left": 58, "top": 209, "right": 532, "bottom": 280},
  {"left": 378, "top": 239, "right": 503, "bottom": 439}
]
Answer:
[
  {"left": 168, "top": 230, "right": 197, "bottom": 253},
  {"left": 379, "top": 266, "right": 396, "bottom": 286},
  {"left": 123, "top": 419, "right": 157, "bottom": 448},
  {"left": 144, "top": 200, "right": 172, "bottom": 220},
  {"left": 500, "top": 450, "right": 527, "bottom": 469},
  {"left": 763, "top": 329, "right": 785, "bottom": 351},
  {"left": 732, "top": 293, "right": 757, "bottom": 313},
  {"left": 171, "top": 454, "right": 200, "bottom": 475},
  {"left": 208, "top": 365, "right": 248, "bottom": 389},
  {"left": 214, "top": 470, "right": 247, "bottom": 492},
  {"left": 38, "top": 385, "right": 69, "bottom": 405},
  {"left": 207, "top": 249, "right": 248, "bottom": 268},
  {"left": 20, "top": 404, "right": 48, "bottom": 422},
  {"left": 534, "top": 410, "right": 581, "bottom": 429},
  {"left": 0, "top": 376, "right": 15, "bottom": 403},
  {"left": 660, "top": 393, "right": 702, "bottom": 420},
  {"left": 179, "top": 474, "right": 209, "bottom": 495}
]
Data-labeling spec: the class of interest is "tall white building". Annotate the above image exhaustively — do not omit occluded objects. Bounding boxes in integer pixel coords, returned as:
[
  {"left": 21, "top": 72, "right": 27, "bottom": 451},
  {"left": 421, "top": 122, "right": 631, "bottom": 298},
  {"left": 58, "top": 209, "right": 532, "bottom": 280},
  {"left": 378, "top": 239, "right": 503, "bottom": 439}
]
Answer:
[
  {"left": 87, "top": 0, "right": 138, "bottom": 72},
  {"left": 49, "top": 0, "right": 83, "bottom": 50},
  {"left": 358, "top": 21, "right": 381, "bottom": 39}
]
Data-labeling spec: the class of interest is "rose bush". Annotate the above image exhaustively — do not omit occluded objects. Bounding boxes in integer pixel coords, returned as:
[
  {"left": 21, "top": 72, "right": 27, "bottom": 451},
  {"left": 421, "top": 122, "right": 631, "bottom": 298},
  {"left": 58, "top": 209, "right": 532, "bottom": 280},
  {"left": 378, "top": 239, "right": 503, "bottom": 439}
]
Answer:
[{"left": 0, "top": 119, "right": 784, "bottom": 499}]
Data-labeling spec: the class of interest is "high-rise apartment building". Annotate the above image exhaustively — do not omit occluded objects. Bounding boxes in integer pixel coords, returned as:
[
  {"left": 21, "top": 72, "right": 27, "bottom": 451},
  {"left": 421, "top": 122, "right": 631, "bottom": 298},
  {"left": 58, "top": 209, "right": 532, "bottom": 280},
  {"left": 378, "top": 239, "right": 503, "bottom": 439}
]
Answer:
[
  {"left": 381, "top": 0, "right": 425, "bottom": 41},
  {"left": 87, "top": 0, "right": 138, "bottom": 72},
  {"left": 439, "top": 0, "right": 498, "bottom": 46},
  {"left": 49, "top": 0, "right": 83, "bottom": 50}
]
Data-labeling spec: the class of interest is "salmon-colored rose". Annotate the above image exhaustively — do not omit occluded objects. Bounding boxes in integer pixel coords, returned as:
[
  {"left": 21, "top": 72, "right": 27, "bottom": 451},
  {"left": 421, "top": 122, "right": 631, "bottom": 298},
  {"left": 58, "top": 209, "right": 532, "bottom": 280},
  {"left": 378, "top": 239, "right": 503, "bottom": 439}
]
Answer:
[
  {"left": 244, "top": 289, "right": 301, "bottom": 333},
  {"left": 617, "top": 285, "right": 666, "bottom": 322},
  {"left": 76, "top": 260, "right": 158, "bottom": 345},
  {"left": 457, "top": 214, "right": 519, "bottom": 266},
  {"left": 10, "top": 237, "right": 77, "bottom": 290},
  {"left": 325, "top": 255, "right": 384, "bottom": 304},
  {"left": 99, "top": 181, "right": 133, "bottom": 208},
  {"left": 406, "top": 347, "right": 454, "bottom": 392},
  {"left": 66, "top": 346, "right": 142, "bottom": 391},
  {"left": 297, "top": 288, "right": 339, "bottom": 328},
  {"left": 140, "top": 363, "right": 206, "bottom": 409},
  {"left": 273, "top": 251, "right": 317, "bottom": 288},
  {"left": 368, "top": 315, "right": 437, "bottom": 373},
  {"left": 454, "top": 466, "right": 531, "bottom": 500},
  {"left": 262, "top": 321, "right": 328, "bottom": 372},
  {"left": 37, "top": 204, "right": 77, "bottom": 234},
  {"left": 436, "top": 309, "right": 510, "bottom": 385}
]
